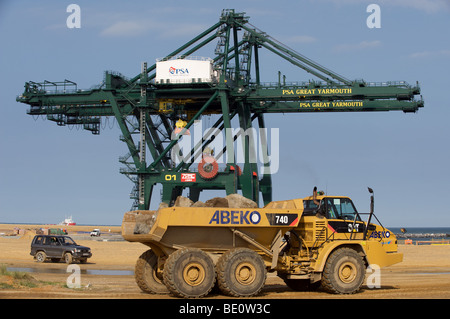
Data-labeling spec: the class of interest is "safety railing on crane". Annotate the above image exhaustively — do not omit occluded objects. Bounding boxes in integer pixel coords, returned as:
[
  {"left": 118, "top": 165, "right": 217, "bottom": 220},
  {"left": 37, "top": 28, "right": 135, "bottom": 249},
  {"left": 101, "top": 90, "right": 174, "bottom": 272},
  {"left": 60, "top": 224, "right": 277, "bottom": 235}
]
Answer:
[{"left": 23, "top": 79, "right": 78, "bottom": 95}]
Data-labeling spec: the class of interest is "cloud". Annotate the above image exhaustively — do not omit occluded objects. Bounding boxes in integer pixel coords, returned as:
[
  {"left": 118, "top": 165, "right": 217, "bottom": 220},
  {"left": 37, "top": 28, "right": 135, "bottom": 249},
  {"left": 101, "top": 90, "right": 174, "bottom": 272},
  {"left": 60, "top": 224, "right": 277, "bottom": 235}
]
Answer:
[
  {"left": 333, "top": 40, "right": 382, "bottom": 53},
  {"left": 284, "top": 35, "right": 318, "bottom": 44},
  {"left": 99, "top": 19, "right": 206, "bottom": 38},
  {"left": 409, "top": 49, "right": 450, "bottom": 58},
  {"left": 386, "top": 0, "right": 450, "bottom": 13},
  {"left": 160, "top": 23, "right": 208, "bottom": 38},
  {"left": 100, "top": 20, "right": 155, "bottom": 37},
  {"left": 319, "top": 0, "right": 450, "bottom": 13},
  {"left": 44, "top": 24, "right": 67, "bottom": 31},
  {"left": 95, "top": 6, "right": 213, "bottom": 38}
]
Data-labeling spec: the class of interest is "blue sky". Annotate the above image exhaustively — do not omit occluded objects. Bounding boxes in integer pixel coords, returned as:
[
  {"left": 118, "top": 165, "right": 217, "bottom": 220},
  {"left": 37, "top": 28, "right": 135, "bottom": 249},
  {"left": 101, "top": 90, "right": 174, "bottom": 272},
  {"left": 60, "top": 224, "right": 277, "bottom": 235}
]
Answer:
[{"left": 1, "top": 0, "right": 449, "bottom": 227}]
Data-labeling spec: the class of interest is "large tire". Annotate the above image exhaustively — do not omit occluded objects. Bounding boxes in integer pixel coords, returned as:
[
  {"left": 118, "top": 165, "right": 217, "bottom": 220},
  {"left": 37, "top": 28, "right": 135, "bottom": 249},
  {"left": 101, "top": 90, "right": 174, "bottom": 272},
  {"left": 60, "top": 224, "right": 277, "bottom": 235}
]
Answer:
[
  {"left": 163, "top": 248, "right": 215, "bottom": 298},
  {"left": 64, "top": 252, "right": 73, "bottom": 264},
  {"left": 216, "top": 248, "right": 267, "bottom": 297},
  {"left": 321, "top": 247, "right": 366, "bottom": 294},
  {"left": 35, "top": 251, "right": 46, "bottom": 263},
  {"left": 135, "top": 249, "right": 169, "bottom": 294}
]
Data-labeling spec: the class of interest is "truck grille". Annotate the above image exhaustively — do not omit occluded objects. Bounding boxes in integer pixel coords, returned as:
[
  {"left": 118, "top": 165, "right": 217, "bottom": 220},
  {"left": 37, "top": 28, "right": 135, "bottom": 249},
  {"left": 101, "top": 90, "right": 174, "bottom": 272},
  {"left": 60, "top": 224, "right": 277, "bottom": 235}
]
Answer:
[{"left": 315, "top": 221, "right": 327, "bottom": 241}]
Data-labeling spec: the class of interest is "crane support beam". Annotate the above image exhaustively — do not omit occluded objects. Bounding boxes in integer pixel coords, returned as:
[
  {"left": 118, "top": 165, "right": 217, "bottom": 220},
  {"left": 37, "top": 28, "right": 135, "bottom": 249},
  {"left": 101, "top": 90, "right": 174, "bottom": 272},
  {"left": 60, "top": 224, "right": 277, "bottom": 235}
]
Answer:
[{"left": 16, "top": 9, "right": 423, "bottom": 211}]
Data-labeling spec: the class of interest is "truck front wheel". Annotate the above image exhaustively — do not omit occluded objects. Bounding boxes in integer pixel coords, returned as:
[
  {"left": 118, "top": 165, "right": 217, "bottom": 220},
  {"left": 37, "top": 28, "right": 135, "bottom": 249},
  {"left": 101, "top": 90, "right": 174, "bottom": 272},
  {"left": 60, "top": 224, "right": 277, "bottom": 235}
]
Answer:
[
  {"left": 321, "top": 247, "right": 365, "bottom": 294},
  {"left": 135, "top": 249, "right": 169, "bottom": 294}
]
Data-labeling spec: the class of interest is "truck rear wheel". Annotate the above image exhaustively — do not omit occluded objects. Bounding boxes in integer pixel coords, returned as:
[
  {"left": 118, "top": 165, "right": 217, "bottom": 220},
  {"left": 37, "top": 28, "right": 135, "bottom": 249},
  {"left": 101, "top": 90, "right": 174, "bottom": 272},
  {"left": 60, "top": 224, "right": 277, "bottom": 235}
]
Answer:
[
  {"left": 216, "top": 248, "right": 267, "bottom": 297},
  {"left": 135, "top": 249, "right": 169, "bottom": 294},
  {"left": 163, "top": 248, "right": 215, "bottom": 298},
  {"left": 321, "top": 247, "right": 365, "bottom": 294}
]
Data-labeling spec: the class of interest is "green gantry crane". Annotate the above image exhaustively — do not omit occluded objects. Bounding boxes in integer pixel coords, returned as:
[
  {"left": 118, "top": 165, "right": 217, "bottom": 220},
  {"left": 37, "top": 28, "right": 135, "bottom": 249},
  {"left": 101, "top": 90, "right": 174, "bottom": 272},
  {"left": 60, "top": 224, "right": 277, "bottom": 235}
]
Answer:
[{"left": 17, "top": 9, "right": 423, "bottom": 211}]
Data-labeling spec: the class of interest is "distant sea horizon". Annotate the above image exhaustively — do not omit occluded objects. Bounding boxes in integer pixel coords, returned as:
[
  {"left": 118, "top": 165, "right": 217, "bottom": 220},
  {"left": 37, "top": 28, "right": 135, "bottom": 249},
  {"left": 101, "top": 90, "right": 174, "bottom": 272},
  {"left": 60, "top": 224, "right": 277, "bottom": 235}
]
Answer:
[
  {"left": 0, "top": 222, "right": 121, "bottom": 227},
  {"left": 389, "top": 227, "right": 450, "bottom": 233},
  {"left": 389, "top": 227, "right": 450, "bottom": 240},
  {"left": 1, "top": 222, "right": 449, "bottom": 234}
]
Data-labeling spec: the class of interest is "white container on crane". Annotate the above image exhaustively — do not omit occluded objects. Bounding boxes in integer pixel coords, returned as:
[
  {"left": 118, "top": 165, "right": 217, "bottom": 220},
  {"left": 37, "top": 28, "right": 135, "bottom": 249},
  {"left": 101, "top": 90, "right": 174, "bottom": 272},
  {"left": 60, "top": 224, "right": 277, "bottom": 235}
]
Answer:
[{"left": 155, "top": 57, "right": 214, "bottom": 84}]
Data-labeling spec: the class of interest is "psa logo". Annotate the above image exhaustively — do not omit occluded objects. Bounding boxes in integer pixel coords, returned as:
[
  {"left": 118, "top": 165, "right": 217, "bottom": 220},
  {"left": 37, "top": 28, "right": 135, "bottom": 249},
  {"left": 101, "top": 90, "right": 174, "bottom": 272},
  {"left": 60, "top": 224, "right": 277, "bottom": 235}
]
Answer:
[
  {"left": 169, "top": 66, "right": 189, "bottom": 75},
  {"left": 209, "top": 210, "right": 261, "bottom": 225}
]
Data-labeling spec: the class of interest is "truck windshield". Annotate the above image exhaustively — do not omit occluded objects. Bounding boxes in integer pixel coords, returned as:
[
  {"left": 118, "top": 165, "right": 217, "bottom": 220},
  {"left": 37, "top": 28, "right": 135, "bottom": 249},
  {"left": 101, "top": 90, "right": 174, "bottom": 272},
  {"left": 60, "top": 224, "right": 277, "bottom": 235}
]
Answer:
[
  {"left": 324, "top": 198, "right": 360, "bottom": 221},
  {"left": 303, "top": 197, "right": 361, "bottom": 221}
]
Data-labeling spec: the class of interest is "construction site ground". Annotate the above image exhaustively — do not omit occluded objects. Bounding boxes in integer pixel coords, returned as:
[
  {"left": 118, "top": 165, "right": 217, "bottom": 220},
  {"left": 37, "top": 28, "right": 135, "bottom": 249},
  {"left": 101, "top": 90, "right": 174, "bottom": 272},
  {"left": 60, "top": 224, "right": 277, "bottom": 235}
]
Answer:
[{"left": 1, "top": 224, "right": 450, "bottom": 300}]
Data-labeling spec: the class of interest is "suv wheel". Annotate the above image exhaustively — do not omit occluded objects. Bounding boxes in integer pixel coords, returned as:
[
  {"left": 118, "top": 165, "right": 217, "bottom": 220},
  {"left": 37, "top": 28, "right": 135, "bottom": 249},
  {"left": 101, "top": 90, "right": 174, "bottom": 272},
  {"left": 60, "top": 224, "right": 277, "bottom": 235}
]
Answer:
[
  {"left": 35, "top": 251, "right": 46, "bottom": 263},
  {"left": 64, "top": 252, "right": 73, "bottom": 264}
]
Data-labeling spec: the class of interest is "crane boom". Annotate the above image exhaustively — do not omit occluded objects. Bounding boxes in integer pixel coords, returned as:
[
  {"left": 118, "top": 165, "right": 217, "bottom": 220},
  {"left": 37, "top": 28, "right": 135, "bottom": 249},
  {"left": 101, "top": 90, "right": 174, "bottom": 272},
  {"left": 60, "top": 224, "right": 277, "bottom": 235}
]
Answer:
[{"left": 16, "top": 9, "right": 423, "bottom": 210}]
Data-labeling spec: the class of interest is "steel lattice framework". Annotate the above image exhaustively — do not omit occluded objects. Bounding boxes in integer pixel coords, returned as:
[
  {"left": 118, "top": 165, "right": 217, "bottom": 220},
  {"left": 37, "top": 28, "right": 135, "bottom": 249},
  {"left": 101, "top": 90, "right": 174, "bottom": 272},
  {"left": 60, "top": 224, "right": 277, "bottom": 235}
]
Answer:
[{"left": 17, "top": 9, "right": 423, "bottom": 210}]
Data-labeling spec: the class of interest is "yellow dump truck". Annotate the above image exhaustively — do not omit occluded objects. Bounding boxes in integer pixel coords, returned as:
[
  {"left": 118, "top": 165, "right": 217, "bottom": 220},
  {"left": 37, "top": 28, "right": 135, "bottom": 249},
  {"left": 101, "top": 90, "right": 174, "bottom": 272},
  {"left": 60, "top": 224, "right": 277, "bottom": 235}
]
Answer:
[{"left": 122, "top": 188, "right": 402, "bottom": 298}]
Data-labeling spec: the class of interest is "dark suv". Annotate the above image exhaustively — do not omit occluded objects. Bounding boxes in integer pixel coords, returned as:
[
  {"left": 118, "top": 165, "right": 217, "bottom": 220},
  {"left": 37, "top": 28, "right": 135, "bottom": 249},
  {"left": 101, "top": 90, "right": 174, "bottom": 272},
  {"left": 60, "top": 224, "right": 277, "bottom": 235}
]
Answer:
[{"left": 30, "top": 235, "right": 92, "bottom": 264}]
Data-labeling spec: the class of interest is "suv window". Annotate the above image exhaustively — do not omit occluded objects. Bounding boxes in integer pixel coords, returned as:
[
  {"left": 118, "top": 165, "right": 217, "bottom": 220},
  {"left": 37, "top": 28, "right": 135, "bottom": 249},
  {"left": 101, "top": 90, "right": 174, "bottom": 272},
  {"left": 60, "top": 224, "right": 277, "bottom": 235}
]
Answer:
[
  {"left": 59, "top": 237, "right": 77, "bottom": 245},
  {"left": 34, "top": 236, "right": 43, "bottom": 245},
  {"left": 44, "top": 236, "right": 60, "bottom": 245}
]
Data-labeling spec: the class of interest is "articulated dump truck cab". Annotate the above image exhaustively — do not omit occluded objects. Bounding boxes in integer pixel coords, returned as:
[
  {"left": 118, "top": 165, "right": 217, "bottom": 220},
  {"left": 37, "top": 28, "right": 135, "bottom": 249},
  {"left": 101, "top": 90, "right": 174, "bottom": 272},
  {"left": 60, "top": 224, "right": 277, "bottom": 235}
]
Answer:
[{"left": 122, "top": 192, "right": 402, "bottom": 298}]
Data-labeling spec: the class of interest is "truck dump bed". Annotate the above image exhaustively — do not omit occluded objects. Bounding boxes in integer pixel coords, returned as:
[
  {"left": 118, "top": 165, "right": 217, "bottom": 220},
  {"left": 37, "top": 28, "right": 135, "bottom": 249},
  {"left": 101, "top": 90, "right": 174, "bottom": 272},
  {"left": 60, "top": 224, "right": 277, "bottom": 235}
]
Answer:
[{"left": 122, "top": 201, "right": 303, "bottom": 256}]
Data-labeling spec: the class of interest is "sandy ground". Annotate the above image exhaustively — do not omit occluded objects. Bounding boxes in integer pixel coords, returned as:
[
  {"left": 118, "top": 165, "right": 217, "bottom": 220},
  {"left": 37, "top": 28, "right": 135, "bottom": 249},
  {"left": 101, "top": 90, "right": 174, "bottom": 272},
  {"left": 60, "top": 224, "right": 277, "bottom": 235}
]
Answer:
[{"left": 1, "top": 223, "right": 450, "bottom": 300}]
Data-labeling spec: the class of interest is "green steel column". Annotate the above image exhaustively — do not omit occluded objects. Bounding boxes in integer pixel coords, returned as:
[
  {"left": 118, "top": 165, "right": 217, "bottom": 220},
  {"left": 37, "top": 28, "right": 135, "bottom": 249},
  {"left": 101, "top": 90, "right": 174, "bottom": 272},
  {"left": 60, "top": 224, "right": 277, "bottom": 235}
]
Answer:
[
  {"left": 219, "top": 91, "right": 236, "bottom": 171},
  {"left": 149, "top": 91, "right": 219, "bottom": 169},
  {"left": 233, "top": 24, "right": 240, "bottom": 84},
  {"left": 237, "top": 102, "right": 258, "bottom": 203},
  {"left": 108, "top": 93, "right": 140, "bottom": 167},
  {"left": 139, "top": 179, "right": 153, "bottom": 210},
  {"left": 257, "top": 113, "right": 272, "bottom": 205}
]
